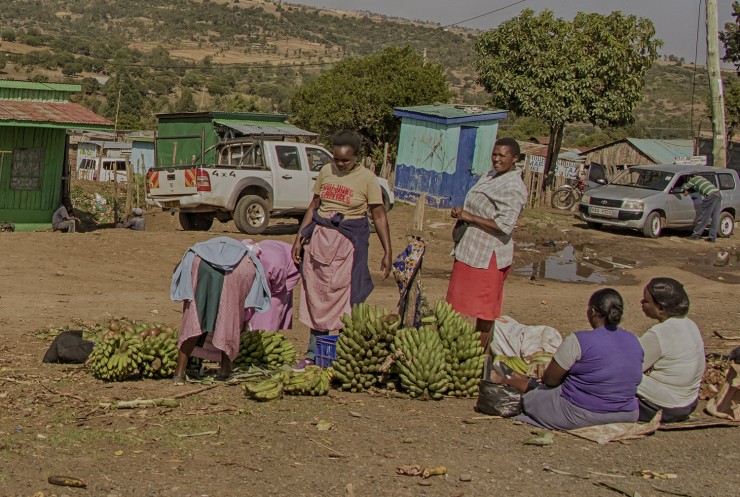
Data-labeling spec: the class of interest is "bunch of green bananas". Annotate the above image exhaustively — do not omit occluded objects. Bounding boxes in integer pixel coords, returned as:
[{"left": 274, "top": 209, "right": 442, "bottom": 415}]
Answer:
[
  {"left": 284, "top": 366, "right": 333, "bottom": 396},
  {"left": 332, "top": 304, "right": 401, "bottom": 393},
  {"left": 493, "top": 355, "right": 529, "bottom": 375},
  {"left": 88, "top": 333, "right": 144, "bottom": 381},
  {"left": 139, "top": 331, "right": 178, "bottom": 379},
  {"left": 233, "top": 331, "right": 297, "bottom": 368},
  {"left": 433, "top": 301, "right": 486, "bottom": 397},
  {"left": 243, "top": 371, "right": 290, "bottom": 401},
  {"left": 391, "top": 326, "right": 449, "bottom": 400}
]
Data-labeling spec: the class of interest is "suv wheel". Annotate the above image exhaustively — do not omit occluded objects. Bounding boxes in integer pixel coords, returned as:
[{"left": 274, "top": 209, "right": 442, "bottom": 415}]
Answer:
[
  {"left": 719, "top": 211, "right": 735, "bottom": 238},
  {"left": 642, "top": 211, "right": 663, "bottom": 238},
  {"left": 234, "top": 195, "right": 270, "bottom": 235}
]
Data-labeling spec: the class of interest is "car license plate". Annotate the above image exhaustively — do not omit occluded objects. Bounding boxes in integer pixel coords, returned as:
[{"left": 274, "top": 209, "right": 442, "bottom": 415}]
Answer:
[
  {"left": 590, "top": 206, "right": 616, "bottom": 217},
  {"left": 161, "top": 200, "right": 180, "bottom": 208}
]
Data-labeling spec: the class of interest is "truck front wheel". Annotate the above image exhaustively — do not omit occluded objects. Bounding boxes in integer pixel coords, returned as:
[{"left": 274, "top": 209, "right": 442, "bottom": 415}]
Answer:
[
  {"left": 179, "top": 212, "right": 213, "bottom": 231},
  {"left": 234, "top": 195, "right": 270, "bottom": 235}
]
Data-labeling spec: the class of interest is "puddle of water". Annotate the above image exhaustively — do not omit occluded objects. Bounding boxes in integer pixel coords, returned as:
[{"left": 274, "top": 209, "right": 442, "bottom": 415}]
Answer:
[{"left": 515, "top": 245, "right": 610, "bottom": 283}]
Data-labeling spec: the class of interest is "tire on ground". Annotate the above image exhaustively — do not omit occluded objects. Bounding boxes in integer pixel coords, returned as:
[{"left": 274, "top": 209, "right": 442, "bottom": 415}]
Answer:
[
  {"left": 718, "top": 211, "right": 735, "bottom": 238},
  {"left": 642, "top": 211, "right": 663, "bottom": 238},
  {"left": 179, "top": 212, "right": 214, "bottom": 231},
  {"left": 234, "top": 195, "right": 270, "bottom": 235}
]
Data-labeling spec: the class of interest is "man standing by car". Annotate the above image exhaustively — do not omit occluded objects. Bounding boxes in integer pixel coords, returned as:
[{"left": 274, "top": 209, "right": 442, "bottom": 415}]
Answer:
[{"left": 684, "top": 173, "right": 721, "bottom": 242}]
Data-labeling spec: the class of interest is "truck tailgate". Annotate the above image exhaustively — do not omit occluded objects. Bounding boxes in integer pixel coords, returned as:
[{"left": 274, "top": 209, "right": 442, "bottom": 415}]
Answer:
[{"left": 148, "top": 166, "right": 199, "bottom": 197}]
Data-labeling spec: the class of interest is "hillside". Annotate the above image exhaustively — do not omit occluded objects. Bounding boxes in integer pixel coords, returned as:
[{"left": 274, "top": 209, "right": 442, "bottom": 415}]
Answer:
[{"left": 0, "top": 0, "right": 718, "bottom": 145}]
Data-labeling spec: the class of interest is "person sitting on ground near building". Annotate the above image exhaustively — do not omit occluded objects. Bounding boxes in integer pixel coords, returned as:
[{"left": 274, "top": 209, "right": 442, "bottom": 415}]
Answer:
[
  {"left": 684, "top": 173, "right": 721, "bottom": 242},
  {"left": 490, "top": 288, "right": 643, "bottom": 430},
  {"left": 242, "top": 239, "right": 300, "bottom": 332},
  {"left": 637, "top": 277, "right": 705, "bottom": 423},
  {"left": 52, "top": 201, "right": 80, "bottom": 233},
  {"left": 170, "top": 237, "right": 270, "bottom": 384},
  {"left": 116, "top": 207, "right": 145, "bottom": 231}
]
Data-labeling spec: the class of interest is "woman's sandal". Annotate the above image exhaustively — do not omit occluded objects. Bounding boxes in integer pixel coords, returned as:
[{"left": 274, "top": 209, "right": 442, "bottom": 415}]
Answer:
[{"left": 173, "top": 374, "right": 187, "bottom": 386}]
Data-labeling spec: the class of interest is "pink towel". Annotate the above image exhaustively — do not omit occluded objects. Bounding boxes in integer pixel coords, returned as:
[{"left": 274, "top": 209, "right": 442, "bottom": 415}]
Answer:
[
  {"left": 178, "top": 255, "right": 256, "bottom": 361},
  {"left": 298, "top": 225, "right": 354, "bottom": 331}
]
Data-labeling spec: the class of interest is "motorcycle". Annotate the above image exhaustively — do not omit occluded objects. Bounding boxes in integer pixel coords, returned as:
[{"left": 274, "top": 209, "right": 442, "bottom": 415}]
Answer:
[{"left": 550, "top": 176, "right": 587, "bottom": 210}]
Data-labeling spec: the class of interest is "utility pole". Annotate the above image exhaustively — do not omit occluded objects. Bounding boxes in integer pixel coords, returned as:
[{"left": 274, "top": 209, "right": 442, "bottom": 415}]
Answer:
[{"left": 707, "top": 0, "right": 727, "bottom": 167}]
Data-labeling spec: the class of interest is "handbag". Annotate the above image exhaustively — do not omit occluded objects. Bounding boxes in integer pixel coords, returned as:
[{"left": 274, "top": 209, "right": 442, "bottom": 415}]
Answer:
[{"left": 452, "top": 220, "right": 468, "bottom": 244}]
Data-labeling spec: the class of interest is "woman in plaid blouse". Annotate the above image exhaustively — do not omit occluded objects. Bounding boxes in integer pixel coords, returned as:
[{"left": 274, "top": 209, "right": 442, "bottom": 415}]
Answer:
[{"left": 446, "top": 137, "right": 528, "bottom": 350}]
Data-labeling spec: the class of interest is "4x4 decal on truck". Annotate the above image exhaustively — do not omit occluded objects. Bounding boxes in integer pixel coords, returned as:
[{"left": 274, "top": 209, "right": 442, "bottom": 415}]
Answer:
[{"left": 211, "top": 170, "right": 237, "bottom": 177}]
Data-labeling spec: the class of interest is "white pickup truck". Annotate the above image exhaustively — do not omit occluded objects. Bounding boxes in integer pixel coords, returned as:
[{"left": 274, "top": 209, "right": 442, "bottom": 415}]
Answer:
[{"left": 146, "top": 139, "right": 394, "bottom": 234}]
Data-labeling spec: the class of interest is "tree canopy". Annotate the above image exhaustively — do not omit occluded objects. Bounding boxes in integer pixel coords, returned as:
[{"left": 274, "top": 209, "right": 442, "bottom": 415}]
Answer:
[
  {"left": 474, "top": 9, "right": 661, "bottom": 189},
  {"left": 290, "top": 46, "right": 452, "bottom": 155},
  {"left": 720, "top": 1, "right": 740, "bottom": 71}
]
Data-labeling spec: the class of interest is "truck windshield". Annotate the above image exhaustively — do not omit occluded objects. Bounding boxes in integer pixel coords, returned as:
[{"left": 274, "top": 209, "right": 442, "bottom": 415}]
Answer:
[{"left": 611, "top": 169, "right": 675, "bottom": 191}]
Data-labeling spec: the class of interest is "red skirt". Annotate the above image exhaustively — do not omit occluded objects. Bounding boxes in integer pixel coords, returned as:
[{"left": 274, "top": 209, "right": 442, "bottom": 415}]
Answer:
[{"left": 446, "top": 252, "right": 511, "bottom": 321}]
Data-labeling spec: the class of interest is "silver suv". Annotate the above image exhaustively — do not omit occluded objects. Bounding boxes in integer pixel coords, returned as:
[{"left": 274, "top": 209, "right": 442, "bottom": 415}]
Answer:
[{"left": 579, "top": 165, "right": 739, "bottom": 238}]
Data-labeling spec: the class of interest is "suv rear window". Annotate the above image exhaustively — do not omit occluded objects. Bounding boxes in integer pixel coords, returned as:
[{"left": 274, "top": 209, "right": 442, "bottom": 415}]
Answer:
[{"left": 718, "top": 173, "right": 736, "bottom": 190}]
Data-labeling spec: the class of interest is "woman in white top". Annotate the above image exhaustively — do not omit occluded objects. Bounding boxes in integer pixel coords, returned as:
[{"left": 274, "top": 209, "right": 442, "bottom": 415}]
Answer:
[{"left": 638, "top": 278, "right": 705, "bottom": 423}]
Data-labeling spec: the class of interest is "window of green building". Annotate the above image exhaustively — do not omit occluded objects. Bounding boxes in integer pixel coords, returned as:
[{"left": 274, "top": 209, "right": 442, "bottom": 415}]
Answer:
[{"left": 10, "top": 148, "right": 44, "bottom": 190}]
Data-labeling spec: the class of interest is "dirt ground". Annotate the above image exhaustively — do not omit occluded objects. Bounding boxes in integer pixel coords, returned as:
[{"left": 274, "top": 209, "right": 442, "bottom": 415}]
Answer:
[{"left": 0, "top": 203, "right": 738, "bottom": 497}]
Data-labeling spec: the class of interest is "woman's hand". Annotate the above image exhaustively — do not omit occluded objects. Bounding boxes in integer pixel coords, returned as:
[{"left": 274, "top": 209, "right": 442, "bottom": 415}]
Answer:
[
  {"left": 291, "top": 236, "right": 304, "bottom": 264},
  {"left": 451, "top": 207, "right": 470, "bottom": 223},
  {"left": 369, "top": 204, "right": 392, "bottom": 280},
  {"left": 380, "top": 252, "right": 392, "bottom": 280}
]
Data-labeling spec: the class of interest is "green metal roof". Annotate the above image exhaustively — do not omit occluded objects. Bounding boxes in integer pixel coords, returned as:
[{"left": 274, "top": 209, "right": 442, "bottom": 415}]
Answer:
[
  {"left": 394, "top": 104, "right": 508, "bottom": 125},
  {"left": 626, "top": 138, "right": 694, "bottom": 164},
  {"left": 395, "top": 104, "right": 507, "bottom": 119},
  {"left": 156, "top": 111, "right": 288, "bottom": 123},
  {"left": 0, "top": 80, "right": 81, "bottom": 93}
]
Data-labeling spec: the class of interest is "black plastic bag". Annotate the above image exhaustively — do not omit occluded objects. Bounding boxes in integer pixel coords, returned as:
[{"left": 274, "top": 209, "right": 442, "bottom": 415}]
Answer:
[
  {"left": 452, "top": 220, "right": 468, "bottom": 244},
  {"left": 42, "top": 330, "right": 94, "bottom": 364},
  {"left": 476, "top": 380, "right": 522, "bottom": 417}
]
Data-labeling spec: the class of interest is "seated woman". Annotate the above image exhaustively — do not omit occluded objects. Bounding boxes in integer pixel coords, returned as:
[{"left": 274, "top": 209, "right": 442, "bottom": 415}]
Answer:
[
  {"left": 491, "top": 288, "right": 643, "bottom": 430},
  {"left": 637, "top": 277, "right": 705, "bottom": 423}
]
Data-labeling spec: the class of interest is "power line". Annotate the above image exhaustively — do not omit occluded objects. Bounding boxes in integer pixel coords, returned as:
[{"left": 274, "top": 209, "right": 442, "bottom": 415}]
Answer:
[{"left": 440, "top": 0, "right": 528, "bottom": 29}]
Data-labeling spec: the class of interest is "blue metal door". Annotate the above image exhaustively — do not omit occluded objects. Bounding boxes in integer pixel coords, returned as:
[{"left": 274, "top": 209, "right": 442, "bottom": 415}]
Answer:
[{"left": 451, "top": 126, "right": 478, "bottom": 206}]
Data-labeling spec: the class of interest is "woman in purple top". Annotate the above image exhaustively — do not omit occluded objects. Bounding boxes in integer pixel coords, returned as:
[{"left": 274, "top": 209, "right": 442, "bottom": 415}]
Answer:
[{"left": 491, "top": 288, "right": 643, "bottom": 430}]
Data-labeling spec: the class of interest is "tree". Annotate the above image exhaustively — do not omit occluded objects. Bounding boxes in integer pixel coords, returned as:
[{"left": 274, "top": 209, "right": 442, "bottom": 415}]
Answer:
[
  {"left": 720, "top": 4, "right": 740, "bottom": 140},
  {"left": 291, "top": 45, "right": 451, "bottom": 155},
  {"left": 720, "top": 1, "right": 740, "bottom": 71},
  {"left": 174, "top": 88, "right": 198, "bottom": 112},
  {"left": 720, "top": 76, "right": 740, "bottom": 140},
  {"left": 475, "top": 10, "right": 661, "bottom": 194}
]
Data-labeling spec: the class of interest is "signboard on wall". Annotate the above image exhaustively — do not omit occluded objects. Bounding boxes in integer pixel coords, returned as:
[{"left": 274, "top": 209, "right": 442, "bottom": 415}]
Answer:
[
  {"left": 527, "top": 155, "right": 580, "bottom": 178},
  {"left": 673, "top": 156, "right": 707, "bottom": 166}
]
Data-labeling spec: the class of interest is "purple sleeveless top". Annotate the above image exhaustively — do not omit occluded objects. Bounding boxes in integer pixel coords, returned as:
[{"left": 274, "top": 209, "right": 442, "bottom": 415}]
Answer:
[{"left": 560, "top": 326, "right": 643, "bottom": 413}]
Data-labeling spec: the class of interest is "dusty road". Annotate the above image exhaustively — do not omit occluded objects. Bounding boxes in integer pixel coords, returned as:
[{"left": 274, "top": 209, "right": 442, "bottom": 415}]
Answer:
[{"left": 0, "top": 204, "right": 737, "bottom": 497}]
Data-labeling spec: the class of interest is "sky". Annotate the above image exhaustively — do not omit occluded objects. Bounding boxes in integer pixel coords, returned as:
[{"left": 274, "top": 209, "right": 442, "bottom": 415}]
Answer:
[{"left": 285, "top": 0, "right": 737, "bottom": 65}]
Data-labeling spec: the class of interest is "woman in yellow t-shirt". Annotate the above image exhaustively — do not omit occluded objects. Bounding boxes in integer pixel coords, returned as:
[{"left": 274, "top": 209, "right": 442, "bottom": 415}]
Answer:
[{"left": 291, "top": 130, "right": 392, "bottom": 371}]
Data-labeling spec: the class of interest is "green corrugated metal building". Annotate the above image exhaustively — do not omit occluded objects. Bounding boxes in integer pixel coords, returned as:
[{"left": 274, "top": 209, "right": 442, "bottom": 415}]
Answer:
[
  {"left": 393, "top": 104, "right": 508, "bottom": 208},
  {"left": 0, "top": 80, "right": 113, "bottom": 231},
  {"left": 154, "top": 112, "right": 316, "bottom": 167}
]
